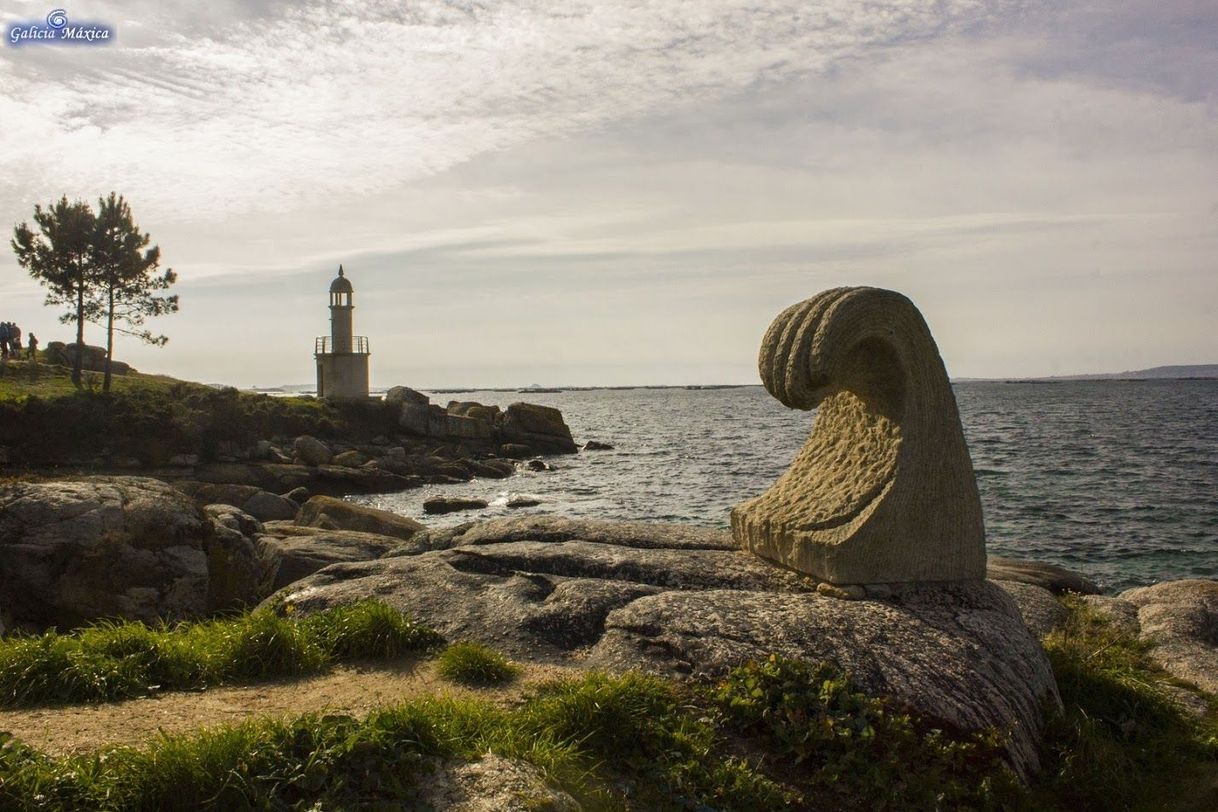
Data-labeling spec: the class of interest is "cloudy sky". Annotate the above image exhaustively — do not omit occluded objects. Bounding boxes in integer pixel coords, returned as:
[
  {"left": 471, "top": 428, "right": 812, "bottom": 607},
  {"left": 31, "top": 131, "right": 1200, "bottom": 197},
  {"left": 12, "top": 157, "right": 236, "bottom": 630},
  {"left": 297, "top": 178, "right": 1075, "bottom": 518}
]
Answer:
[{"left": 1, "top": 0, "right": 1214, "bottom": 387}]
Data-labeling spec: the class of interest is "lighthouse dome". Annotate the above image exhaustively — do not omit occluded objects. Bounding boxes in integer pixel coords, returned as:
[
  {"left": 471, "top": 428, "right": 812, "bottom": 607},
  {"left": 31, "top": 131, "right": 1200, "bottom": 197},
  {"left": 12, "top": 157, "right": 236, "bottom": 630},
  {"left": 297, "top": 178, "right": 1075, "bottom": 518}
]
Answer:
[{"left": 329, "top": 265, "right": 353, "bottom": 294}]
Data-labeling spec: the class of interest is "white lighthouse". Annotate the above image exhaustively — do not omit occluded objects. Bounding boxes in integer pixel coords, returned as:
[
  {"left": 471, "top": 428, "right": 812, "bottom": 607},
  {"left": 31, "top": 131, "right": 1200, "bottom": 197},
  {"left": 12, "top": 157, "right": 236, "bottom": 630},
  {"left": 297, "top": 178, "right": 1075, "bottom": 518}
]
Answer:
[{"left": 314, "top": 265, "right": 370, "bottom": 398}]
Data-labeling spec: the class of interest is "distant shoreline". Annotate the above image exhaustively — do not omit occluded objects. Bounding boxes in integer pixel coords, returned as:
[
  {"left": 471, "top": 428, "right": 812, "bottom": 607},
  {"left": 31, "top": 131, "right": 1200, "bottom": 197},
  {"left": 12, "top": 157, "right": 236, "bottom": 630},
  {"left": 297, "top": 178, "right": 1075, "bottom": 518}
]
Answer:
[{"left": 248, "top": 374, "right": 1217, "bottom": 396}]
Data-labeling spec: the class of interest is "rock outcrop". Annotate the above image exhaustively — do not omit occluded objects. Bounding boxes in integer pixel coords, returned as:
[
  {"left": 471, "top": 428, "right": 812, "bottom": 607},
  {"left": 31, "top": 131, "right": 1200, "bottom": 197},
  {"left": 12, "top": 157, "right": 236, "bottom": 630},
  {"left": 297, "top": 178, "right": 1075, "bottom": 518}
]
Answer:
[
  {"left": 389, "top": 388, "right": 578, "bottom": 457},
  {"left": 987, "top": 556, "right": 1101, "bottom": 595},
  {"left": 1113, "top": 580, "right": 1218, "bottom": 694},
  {"left": 269, "top": 515, "right": 1058, "bottom": 776},
  {"left": 731, "top": 287, "right": 986, "bottom": 584},
  {"left": 295, "top": 495, "right": 425, "bottom": 541},
  {"left": 0, "top": 476, "right": 274, "bottom": 630},
  {"left": 173, "top": 482, "right": 299, "bottom": 522},
  {"left": 258, "top": 524, "right": 416, "bottom": 591}
]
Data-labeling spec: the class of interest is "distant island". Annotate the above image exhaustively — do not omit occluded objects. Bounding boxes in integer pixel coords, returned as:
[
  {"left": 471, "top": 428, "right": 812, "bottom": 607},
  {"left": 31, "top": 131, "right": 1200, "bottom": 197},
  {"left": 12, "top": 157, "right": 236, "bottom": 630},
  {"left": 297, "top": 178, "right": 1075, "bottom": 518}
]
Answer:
[{"left": 954, "top": 363, "right": 1218, "bottom": 383}]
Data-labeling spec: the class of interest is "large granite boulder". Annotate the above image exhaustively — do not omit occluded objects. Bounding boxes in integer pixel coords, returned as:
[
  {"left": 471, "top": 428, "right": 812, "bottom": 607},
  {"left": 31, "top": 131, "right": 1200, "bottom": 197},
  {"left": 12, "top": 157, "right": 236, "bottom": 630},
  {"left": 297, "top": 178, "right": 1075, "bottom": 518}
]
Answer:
[
  {"left": 501, "top": 403, "right": 578, "bottom": 455},
  {"left": 0, "top": 477, "right": 274, "bottom": 630},
  {"left": 1116, "top": 580, "right": 1218, "bottom": 694},
  {"left": 731, "top": 287, "right": 985, "bottom": 584},
  {"left": 296, "top": 495, "right": 425, "bottom": 541},
  {"left": 269, "top": 516, "right": 1058, "bottom": 776}
]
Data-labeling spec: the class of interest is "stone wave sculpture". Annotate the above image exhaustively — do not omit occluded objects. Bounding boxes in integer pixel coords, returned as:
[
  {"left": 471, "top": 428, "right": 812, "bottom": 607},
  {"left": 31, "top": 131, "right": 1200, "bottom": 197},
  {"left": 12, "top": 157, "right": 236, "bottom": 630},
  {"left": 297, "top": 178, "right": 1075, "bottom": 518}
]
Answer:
[{"left": 731, "top": 286, "right": 986, "bottom": 584}]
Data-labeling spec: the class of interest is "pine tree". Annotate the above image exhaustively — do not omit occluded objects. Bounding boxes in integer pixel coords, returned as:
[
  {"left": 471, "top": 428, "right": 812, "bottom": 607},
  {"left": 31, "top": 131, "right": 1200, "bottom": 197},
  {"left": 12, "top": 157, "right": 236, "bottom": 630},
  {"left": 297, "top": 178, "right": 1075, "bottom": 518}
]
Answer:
[
  {"left": 88, "top": 193, "right": 178, "bottom": 393},
  {"left": 11, "top": 197, "right": 98, "bottom": 387}
]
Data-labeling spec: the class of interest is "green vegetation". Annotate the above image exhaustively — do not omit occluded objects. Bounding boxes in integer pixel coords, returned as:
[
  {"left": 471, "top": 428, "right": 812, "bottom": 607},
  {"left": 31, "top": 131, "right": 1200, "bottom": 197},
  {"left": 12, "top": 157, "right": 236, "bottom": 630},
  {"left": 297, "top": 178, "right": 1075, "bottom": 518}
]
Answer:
[
  {"left": 1030, "top": 596, "right": 1218, "bottom": 810},
  {"left": 710, "top": 654, "right": 1021, "bottom": 808},
  {"left": 0, "top": 599, "right": 1214, "bottom": 809},
  {"left": 0, "top": 600, "right": 441, "bottom": 707},
  {"left": 437, "top": 641, "right": 522, "bottom": 686},
  {"left": 11, "top": 193, "right": 177, "bottom": 391},
  {"left": 0, "top": 368, "right": 399, "bottom": 468}
]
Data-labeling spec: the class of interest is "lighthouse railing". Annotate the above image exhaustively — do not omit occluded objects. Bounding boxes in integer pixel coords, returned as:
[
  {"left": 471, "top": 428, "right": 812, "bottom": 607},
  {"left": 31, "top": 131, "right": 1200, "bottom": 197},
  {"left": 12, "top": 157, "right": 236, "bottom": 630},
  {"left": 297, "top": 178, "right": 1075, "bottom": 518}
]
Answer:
[{"left": 315, "top": 336, "right": 370, "bottom": 355}]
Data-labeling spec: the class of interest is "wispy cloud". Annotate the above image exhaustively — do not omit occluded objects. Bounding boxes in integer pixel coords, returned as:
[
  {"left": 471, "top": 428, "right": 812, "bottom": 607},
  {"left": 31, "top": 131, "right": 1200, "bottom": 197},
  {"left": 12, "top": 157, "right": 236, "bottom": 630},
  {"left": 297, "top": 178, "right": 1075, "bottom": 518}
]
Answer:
[{"left": 1, "top": 0, "right": 1018, "bottom": 218}]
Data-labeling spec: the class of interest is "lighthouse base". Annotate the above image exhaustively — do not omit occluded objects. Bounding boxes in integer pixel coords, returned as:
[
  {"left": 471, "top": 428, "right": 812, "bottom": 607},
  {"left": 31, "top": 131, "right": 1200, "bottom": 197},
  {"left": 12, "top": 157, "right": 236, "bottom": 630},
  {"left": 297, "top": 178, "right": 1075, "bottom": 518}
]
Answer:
[{"left": 316, "top": 352, "right": 370, "bottom": 399}]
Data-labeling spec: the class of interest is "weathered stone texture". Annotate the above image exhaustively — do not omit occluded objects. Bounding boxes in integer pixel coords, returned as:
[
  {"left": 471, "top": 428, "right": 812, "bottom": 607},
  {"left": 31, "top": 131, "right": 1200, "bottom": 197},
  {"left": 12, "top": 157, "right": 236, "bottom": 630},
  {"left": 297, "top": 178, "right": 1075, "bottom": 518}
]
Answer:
[
  {"left": 295, "top": 495, "right": 425, "bottom": 541},
  {"left": 270, "top": 515, "right": 1056, "bottom": 776},
  {"left": 0, "top": 477, "right": 273, "bottom": 629},
  {"left": 731, "top": 287, "right": 986, "bottom": 584}
]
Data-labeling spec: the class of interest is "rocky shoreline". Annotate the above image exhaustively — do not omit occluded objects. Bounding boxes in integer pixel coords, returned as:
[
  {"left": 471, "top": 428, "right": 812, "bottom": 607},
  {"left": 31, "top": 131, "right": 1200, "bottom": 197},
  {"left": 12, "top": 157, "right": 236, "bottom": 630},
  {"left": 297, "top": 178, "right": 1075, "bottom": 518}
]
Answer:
[
  {"left": 3, "top": 384, "right": 584, "bottom": 518},
  {"left": 3, "top": 472, "right": 1215, "bottom": 783}
]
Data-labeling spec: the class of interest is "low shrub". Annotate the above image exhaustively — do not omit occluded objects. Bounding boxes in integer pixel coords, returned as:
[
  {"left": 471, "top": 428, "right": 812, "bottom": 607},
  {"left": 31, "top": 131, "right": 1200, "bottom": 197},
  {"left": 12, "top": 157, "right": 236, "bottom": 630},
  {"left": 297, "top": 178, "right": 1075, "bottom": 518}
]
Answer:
[{"left": 436, "top": 641, "right": 521, "bottom": 686}]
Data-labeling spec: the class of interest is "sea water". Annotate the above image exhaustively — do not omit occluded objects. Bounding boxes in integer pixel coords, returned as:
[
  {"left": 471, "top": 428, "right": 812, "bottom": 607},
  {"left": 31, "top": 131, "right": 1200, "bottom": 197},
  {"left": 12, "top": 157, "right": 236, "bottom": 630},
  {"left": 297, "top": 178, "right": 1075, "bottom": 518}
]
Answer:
[{"left": 352, "top": 380, "right": 1217, "bottom": 592}]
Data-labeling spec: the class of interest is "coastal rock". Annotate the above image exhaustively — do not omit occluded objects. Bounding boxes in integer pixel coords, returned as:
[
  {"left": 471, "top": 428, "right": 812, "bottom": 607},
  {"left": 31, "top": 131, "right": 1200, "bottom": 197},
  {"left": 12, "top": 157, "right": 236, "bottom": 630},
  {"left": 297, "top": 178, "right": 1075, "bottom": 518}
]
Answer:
[
  {"left": 1119, "top": 580, "right": 1218, "bottom": 694},
  {"left": 296, "top": 495, "right": 425, "bottom": 541},
  {"left": 174, "top": 481, "right": 305, "bottom": 523},
  {"left": 202, "top": 504, "right": 278, "bottom": 610},
  {"left": 385, "top": 386, "right": 431, "bottom": 407},
  {"left": 987, "top": 556, "right": 1100, "bottom": 595},
  {"left": 331, "top": 449, "right": 370, "bottom": 468},
  {"left": 582, "top": 440, "right": 614, "bottom": 451},
  {"left": 294, "top": 436, "right": 333, "bottom": 466},
  {"left": 731, "top": 287, "right": 986, "bottom": 584},
  {"left": 994, "top": 580, "right": 1069, "bottom": 638},
  {"left": 193, "top": 462, "right": 414, "bottom": 496},
  {"left": 271, "top": 516, "right": 1057, "bottom": 775},
  {"left": 523, "top": 459, "right": 550, "bottom": 471},
  {"left": 424, "top": 496, "right": 489, "bottom": 515},
  {"left": 258, "top": 525, "right": 417, "bottom": 590},
  {"left": 470, "top": 459, "right": 514, "bottom": 479},
  {"left": 500, "top": 444, "right": 535, "bottom": 459},
  {"left": 398, "top": 403, "right": 430, "bottom": 435},
  {"left": 501, "top": 404, "right": 578, "bottom": 455},
  {"left": 0, "top": 476, "right": 273, "bottom": 629},
  {"left": 507, "top": 496, "right": 542, "bottom": 509},
  {"left": 240, "top": 490, "right": 299, "bottom": 522}
]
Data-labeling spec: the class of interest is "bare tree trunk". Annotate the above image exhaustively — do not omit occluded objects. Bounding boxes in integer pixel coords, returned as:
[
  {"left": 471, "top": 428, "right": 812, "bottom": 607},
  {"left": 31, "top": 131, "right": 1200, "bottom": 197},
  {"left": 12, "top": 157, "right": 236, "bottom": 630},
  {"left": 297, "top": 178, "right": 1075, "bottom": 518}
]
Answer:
[
  {"left": 103, "top": 286, "right": 114, "bottom": 393},
  {"left": 72, "top": 270, "right": 85, "bottom": 389}
]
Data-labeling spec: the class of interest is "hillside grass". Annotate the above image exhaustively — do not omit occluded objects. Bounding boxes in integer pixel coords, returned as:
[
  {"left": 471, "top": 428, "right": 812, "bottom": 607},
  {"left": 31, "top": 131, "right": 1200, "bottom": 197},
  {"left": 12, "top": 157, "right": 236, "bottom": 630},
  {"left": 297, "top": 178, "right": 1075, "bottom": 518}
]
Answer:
[{"left": 0, "top": 601, "right": 442, "bottom": 707}]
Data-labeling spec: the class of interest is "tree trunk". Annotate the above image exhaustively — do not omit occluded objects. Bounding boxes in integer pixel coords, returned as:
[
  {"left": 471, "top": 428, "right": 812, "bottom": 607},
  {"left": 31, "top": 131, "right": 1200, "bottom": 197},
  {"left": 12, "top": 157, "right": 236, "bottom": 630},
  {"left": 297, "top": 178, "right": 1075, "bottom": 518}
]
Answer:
[
  {"left": 72, "top": 272, "right": 85, "bottom": 389},
  {"left": 103, "top": 286, "right": 114, "bottom": 393}
]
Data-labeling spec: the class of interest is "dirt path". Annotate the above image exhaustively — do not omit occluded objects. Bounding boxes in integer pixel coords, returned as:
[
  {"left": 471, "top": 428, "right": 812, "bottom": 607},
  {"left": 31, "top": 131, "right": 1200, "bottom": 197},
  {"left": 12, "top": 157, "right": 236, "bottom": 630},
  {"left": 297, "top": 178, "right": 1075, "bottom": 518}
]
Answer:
[{"left": 0, "top": 658, "right": 580, "bottom": 756}]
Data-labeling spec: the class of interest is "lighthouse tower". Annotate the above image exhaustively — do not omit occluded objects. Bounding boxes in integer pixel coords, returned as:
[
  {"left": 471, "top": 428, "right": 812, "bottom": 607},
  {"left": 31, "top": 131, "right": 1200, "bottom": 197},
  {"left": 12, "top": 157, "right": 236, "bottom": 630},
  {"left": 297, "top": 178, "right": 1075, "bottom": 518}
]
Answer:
[{"left": 314, "top": 265, "right": 370, "bottom": 398}]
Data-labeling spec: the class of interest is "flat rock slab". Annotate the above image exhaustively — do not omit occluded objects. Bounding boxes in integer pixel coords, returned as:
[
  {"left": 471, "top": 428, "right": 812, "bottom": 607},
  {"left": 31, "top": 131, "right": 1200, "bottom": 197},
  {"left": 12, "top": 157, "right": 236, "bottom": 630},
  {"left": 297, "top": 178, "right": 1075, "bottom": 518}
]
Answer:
[
  {"left": 986, "top": 556, "right": 1100, "bottom": 595},
  {"left": 271, "top": 516, "right": 1058, "bottom": 776}
]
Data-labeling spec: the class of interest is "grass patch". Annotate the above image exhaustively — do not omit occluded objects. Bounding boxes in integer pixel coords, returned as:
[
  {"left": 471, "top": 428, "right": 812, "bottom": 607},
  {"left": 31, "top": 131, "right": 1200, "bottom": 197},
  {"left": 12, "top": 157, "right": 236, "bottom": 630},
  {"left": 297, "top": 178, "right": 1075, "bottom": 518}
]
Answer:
[
  {"left": 436, "top": 641, "right": 522, "bottom": 686},
  {"left": 0, "top": 600, "right": 442, "bottom": 707},
  {"left": 1030, "top": 596, "right": 1218, "bottom": 810},
  {"left": 2, "top": 605, "right": 1215, "bottom": 810}
]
